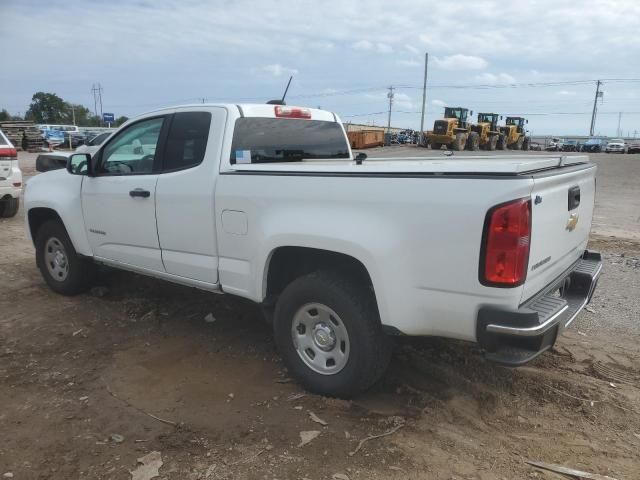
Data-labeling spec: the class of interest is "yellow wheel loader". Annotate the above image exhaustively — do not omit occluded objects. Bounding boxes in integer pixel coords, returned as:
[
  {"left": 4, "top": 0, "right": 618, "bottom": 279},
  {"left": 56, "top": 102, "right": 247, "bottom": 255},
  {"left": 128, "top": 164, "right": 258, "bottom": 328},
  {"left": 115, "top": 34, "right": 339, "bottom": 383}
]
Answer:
[
  {"left": 426, "top": 107, "right": 479, "bottom": 151},
  {"left": 471, "top": 113, "right": 501, "bottom": 151},
  {"left": 498, "top": 116, "right": 531, "bottom": 151}
]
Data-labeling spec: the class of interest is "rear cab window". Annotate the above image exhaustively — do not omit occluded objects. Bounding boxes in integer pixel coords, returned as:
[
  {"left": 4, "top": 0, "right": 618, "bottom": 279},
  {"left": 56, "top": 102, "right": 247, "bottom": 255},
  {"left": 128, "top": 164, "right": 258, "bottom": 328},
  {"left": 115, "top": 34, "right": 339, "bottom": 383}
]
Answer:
[
  {"left": 230, "top": 118, "right": 350, "bottom": 164},
  {"left": 163, "top": 111, "right": 212, "bottom": 171}
]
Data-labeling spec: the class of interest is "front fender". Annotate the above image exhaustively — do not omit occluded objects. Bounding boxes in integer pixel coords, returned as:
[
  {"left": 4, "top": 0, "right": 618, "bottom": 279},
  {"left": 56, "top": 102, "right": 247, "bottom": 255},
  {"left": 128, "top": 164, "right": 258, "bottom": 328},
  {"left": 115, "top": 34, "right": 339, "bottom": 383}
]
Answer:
[{"left": 24, "top": 170, "right": 92, "bottom": 256}]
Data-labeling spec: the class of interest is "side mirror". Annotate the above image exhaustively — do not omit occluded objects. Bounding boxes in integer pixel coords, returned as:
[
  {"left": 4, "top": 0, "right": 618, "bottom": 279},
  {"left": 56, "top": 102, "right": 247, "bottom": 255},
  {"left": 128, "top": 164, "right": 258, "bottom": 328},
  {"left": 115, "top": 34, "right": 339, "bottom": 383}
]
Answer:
[
  {"left": 67, "top": 153, "right": 91, "bottom": 176},
  {"left": 470, "top": 110, "right": 473, "bottom": 116},
  {"left": 500, "top": 115, "right": 503, "bottom": 120},
  {"left": 526, "top": 119, "right": 529, "bottom": 124},
  {"left": 354, "top": 152, "right": 367, "bottom": 165}
]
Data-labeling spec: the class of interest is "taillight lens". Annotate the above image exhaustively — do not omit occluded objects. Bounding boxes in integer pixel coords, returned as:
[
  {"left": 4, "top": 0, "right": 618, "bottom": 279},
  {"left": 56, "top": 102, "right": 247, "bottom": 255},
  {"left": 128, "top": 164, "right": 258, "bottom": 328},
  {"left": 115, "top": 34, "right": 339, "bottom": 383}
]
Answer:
[
  {"left": 481, "top": 198, "right": 531, "bottom": 287},
  {"left": 0, "top": 147, "right": 18, "bottom": 159},
  {"left": 274, "top": 106, "right": 311, "bottom": 119}
]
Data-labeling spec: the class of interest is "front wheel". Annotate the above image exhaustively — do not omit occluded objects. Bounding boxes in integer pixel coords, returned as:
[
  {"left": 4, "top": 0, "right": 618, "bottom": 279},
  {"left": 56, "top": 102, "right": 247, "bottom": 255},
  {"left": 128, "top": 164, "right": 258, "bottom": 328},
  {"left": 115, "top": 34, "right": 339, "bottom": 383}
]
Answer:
[
  {"left": 274, "top": 271, "right": 392, "bottom": 397},
  {"left": 430, "top": 142, "right": 441, "bottom": 150},
  {"left": 466, "top": 132, "right": 480, "bottom": 151},
  {"left": 35, "top": 220, "right": 94, "bottom": 295},
  {"left": 522, "top": 137, "right": 531, "bottom": 151}
]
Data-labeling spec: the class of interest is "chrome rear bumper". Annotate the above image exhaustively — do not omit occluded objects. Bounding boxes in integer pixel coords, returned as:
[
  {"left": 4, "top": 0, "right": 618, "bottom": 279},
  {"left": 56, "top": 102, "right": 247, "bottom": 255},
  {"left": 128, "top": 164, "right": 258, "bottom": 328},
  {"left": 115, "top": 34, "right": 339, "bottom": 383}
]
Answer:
[{"left": 477, "top": 250, "right": 602, "bottom": 365}]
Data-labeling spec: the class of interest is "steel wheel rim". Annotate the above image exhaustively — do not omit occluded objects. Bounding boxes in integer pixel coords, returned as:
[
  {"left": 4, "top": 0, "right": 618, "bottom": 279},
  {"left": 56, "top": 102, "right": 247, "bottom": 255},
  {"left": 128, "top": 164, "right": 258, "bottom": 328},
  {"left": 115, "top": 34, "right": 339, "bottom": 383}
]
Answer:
[
  {"left": 44, "top": 237, "right": 69, "bottom": 282},
  {"left": 291, "top": 303, "right": 350, "bottom": 375}
]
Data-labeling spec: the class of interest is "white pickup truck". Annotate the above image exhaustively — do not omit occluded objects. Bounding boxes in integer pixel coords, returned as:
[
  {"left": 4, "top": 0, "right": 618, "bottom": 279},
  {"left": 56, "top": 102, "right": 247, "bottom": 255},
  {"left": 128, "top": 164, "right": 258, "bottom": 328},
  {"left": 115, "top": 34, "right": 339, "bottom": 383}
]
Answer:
[{"left": 24, "top": 104, "right": 602, "bottom": 397}]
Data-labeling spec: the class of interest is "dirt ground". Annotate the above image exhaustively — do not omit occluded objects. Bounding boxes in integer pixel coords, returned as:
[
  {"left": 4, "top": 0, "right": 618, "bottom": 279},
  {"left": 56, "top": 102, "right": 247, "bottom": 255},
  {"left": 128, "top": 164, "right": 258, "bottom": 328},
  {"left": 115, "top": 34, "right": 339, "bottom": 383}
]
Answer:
[{"left": 1, "top": 151, "right": 639, "bottom": 479}]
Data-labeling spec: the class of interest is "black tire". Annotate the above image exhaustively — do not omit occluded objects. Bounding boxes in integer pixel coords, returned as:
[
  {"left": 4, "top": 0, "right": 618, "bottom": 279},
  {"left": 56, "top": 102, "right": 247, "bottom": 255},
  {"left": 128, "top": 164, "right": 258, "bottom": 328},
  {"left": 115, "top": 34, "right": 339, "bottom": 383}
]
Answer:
[
  {"left": 487, "top": 135, "right": 498, "bottom": 151},
  {"left": 0, "top": 197, "right": 19, "bottom": 218},
  {"left": 514, "top": 136, "right": 524, "bottom": 150},
  {"left": 497, "top": 134, "right": 507, "bottom": 150},
  {"left": 452, "top": 132, "right": 466, "bottom": 151},
  {"left": 430, "top": 142, "right": 441, "bottom": 150},
  {"left": 522, "top": 137, "right": 531, "bottom": 151},
  {"left": 466, "top": 132, "right": 480, "bottom": 151},
  {"left": 35, "top": 219, "right": 94, "bottom": 295},
  {"left": 273, "top": 271, "right": 392, "bottom": 398}
]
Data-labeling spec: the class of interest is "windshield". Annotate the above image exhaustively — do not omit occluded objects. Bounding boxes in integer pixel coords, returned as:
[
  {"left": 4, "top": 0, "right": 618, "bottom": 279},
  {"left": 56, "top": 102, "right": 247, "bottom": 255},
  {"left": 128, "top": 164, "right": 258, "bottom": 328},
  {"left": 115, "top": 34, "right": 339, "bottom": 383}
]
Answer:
[
  {"left": 478, "top": 114, "right": 496, "bottom": 123},
  {"left": 610, "top": 138, "right": 624, "bottom": 143},
  {"left": 444, "top": 108, "right": 465, "bottom": 120},
  {"left": 585, "top": 139, "right": 600, "bottom": 145},
  {"left": 230, "top": 118, "right": 350, "bottom": 164}
]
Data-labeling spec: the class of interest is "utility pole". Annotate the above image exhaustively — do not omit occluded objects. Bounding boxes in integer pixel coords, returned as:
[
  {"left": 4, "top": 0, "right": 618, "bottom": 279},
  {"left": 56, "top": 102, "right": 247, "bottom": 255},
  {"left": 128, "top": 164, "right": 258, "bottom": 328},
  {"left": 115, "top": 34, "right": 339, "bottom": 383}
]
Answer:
[
  {"left": 386, "top": 86, "right": 394, "bottom": 138},
  {"left": 91, "top": 84, "right": 98, "bottom": 118},
  {"left": 91, "top": 83, "right": 104, "bottom": 124},
  {"left": 589, "top": 80, "right": 602, "bottom": 136},
  {"left": 419, "top": 53, "right": 429, "bottom": 146},
  {"left": 617, "top": 112, "right": 622, "bottom": 137},
  {"left": 71, "top": 106, "right": 76, "bottom": 125}
]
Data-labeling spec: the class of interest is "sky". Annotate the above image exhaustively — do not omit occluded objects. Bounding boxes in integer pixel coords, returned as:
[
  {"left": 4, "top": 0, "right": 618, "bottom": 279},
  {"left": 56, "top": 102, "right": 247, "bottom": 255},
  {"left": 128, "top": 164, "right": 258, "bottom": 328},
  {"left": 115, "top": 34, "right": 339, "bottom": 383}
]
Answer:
[{"left": 1, "top": 0, "right": 640, "bottom": 136}]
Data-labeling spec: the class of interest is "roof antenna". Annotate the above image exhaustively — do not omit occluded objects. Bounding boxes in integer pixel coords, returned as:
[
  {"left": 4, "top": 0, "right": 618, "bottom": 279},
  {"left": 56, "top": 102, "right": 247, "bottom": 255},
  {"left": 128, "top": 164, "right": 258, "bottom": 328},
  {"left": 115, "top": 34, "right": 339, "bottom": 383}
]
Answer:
[{"left": 266, "top": 76, "right": 293, "bottom": 105}]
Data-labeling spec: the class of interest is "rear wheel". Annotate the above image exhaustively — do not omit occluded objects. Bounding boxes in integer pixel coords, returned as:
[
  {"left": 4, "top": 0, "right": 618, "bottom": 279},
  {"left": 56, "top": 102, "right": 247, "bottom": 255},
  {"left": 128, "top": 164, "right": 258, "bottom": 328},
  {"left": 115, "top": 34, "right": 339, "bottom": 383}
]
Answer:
[
  {"left": 274, "top": 271, "right": 392, "bottom": 397},
  {"left": 452, "top": 133, "right": 466, "bottom": 151},
  {"left": 35, "top": 220, "right": 94, "bottom": 295},
  {"left": 430, "top": 142, "right": 441, "bottom": 150},
  {"left": 466, "top": 132, "right": 480, "bottom": 151},
  {"left": 0, "top": 197, "right": 19, "bottom": 218}
]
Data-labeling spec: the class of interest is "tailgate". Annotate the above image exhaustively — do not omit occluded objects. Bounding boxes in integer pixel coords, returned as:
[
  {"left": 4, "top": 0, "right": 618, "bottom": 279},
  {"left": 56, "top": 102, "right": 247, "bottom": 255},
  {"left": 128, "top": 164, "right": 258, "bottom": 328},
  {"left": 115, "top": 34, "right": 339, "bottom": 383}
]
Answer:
[{"left": 522, "top": 163, "right": 596, "bottom": 302}]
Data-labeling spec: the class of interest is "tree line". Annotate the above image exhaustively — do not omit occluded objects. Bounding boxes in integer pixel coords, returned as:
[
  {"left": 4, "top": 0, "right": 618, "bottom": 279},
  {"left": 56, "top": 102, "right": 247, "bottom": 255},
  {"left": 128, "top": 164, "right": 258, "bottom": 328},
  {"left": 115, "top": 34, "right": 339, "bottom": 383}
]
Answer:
[{"left": 0, "top": 92, "right": 128, "bottom": 127}]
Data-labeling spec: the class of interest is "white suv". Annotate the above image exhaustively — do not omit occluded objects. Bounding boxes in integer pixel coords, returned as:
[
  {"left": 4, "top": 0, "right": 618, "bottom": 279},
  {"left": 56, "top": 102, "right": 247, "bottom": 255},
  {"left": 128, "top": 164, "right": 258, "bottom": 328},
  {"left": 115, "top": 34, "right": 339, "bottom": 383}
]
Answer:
[{"left": 0, "top": 129, "right": 22, "bottom": 218}]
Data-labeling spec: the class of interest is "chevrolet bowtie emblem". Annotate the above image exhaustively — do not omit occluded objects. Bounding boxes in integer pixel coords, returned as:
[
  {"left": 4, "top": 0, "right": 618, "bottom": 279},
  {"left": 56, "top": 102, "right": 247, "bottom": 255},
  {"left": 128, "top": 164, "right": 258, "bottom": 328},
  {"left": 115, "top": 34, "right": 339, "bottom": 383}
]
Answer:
[{"left": 566, "top": 213, "right": 579, "bottom": 232}]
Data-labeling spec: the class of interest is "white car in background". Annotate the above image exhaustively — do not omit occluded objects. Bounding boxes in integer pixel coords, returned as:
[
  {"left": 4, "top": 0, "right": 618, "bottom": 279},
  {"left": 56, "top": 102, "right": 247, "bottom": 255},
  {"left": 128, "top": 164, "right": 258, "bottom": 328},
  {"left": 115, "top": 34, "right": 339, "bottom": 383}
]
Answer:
[
  {"left": 35, "top": 130, "right": 114, "bottom": 172},
  {"left": 605, "top": 138, "right": 627, "bottom": 153},
  {"left": 75, "top": 131, "right": 113, "bottom": 156},
  {"left": 0, "top": 129, "right": 22, "bottom": 218}
]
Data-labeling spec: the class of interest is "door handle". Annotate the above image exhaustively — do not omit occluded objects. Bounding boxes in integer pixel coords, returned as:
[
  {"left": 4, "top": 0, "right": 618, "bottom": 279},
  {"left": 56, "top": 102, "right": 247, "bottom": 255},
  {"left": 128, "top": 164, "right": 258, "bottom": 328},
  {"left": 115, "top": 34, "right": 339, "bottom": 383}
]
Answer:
[
  {"left": 568, "top": 186, "right": 580, "bottom": 211},
  {"left": 129, "top": 188, "right": 151, "bottom": 198}
]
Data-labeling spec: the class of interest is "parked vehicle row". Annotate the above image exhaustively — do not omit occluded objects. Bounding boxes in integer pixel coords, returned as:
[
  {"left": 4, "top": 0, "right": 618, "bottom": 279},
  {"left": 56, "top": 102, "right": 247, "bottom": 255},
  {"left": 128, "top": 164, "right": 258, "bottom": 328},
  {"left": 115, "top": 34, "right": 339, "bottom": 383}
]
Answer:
[
  {"left": 545, "top": 137, "right": 639, "bottom": 153},
  {"left": 37, "top": 124, "right": 115, "bottom": 150}
]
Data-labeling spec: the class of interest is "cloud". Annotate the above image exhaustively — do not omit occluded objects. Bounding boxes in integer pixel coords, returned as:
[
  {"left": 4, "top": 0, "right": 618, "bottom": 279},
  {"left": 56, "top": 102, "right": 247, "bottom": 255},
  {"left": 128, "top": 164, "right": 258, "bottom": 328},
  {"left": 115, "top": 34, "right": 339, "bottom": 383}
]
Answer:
[
  {"left": 431, "top": 99, "right": 447, "bottom": 107},
  {"left": 351, "top": 40, "right": 393, "bottom": 53},
  {"left": 405, "top": 44, "right": 420, "bottom": 54},
  {"left": 261, "top": 64, "right": 298, "bottom": 77},
  {"left": 433, "top": 54, "right": 488, "bottom": 70},
  {"left": 393, "top": 92, "right": 414, "bottom": 109},
  {"left": 397, "top": 59, "right": 421, "bottom": 67},
  {"left": 351, "top": 40, "right": 373, "bottom": 51},
  {"left": 1, "top": 0, "right": 639, "bottom": 136},
  {"left": 474, "top": 72, "right": 516, "bottom": 85}
]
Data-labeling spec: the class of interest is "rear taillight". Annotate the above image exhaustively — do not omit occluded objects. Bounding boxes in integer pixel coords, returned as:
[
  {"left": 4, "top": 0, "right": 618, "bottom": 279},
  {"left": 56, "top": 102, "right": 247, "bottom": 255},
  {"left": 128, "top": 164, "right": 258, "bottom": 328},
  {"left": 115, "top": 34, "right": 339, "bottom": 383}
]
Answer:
[
  {"left": 274, "top": 106, "right": 311, "bottom": 119},
  {"left": 480, "top": 198, "right": 531, "bottom": 287},
  {"left": 0, "top": 147, "right": 18, "bottom": 159}
]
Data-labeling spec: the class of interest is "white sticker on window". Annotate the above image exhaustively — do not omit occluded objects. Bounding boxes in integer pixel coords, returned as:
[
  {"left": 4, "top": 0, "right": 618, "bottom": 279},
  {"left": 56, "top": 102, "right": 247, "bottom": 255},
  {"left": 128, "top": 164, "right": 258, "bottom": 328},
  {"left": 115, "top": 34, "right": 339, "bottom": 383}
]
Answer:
[{"left": 236, "top": 150, "right": 252, "bottom": 164}]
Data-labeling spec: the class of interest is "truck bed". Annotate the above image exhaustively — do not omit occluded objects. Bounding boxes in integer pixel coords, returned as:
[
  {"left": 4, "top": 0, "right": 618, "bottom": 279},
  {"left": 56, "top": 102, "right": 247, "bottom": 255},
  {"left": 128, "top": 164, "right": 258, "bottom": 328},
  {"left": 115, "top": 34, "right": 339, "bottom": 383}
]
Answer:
[{"left": 228, "top": 155, "right": 590, "bottom": 176}]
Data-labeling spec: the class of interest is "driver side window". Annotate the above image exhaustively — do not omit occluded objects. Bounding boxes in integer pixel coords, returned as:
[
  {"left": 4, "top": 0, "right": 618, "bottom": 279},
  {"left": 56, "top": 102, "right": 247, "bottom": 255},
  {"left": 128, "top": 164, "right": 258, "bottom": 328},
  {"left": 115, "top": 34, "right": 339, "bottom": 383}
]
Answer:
[{"left": 98, "top": 117, "right": 164, "bottom": 175}]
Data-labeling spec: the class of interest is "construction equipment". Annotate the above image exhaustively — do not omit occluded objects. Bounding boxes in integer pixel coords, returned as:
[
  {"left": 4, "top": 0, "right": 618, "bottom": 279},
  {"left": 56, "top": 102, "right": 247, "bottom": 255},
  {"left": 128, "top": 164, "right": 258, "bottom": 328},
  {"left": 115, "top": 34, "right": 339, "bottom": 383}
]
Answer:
[
  {"left": 471, "top": 113, "right": 501, "bottom": 151},
  {"left": 499, "top": 116, "right": 531, "bottom": 150},
  {"left": 426, "top": 107, "right": 478, "bottom": 151}
]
